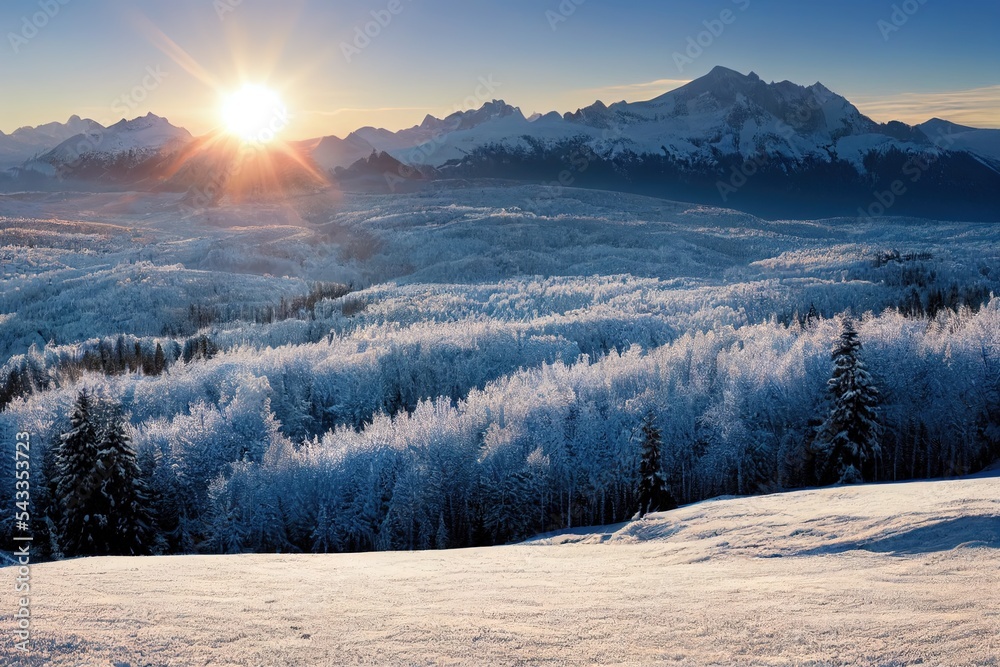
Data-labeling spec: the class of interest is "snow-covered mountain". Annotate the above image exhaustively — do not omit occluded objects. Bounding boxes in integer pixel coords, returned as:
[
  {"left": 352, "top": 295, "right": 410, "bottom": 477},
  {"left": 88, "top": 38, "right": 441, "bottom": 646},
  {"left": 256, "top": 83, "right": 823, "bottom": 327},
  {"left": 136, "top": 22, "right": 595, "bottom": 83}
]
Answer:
[
  {"left": 309, "top": 66, "right": 1000, "bottom": 220},
  {"left": 23, "top": 113, "right": 193, "bottom": 179},
  {"left": 306, "top": 133, "right": 380, "bottom": 173},
  {"left": 3, "top": 68, "right": 999, "bottom": 219},
  {"left": 918, "top": 118, "right": 1000, "bottom": 164},
  {"left": 312, "top": 67, "right": 934, "bottom": 172},
  {"left": 0, "top": 115, "right": 103, "bottom": 166}
]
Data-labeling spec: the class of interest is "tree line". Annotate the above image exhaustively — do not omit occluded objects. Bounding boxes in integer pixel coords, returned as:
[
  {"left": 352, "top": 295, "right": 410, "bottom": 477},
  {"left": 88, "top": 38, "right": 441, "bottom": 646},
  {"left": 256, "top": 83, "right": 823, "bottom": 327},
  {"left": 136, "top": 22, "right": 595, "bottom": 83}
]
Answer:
[{"left": 16, "top": 313, "right": 945, "bottom": 559}]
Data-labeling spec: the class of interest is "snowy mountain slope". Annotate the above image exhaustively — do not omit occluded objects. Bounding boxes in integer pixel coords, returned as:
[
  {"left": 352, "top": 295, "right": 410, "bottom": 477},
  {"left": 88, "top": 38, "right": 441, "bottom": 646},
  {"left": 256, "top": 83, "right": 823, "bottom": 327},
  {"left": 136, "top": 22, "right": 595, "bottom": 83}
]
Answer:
[
  {"left": 304, "top": 132, "right": 379, "bottom": 172},
  {"left": 18, "top": 113, "right": 193, "bottom": 180},
  {"left": 308, "top": 67, "right": 1000, "bottom": 220},
  {"left": 356, "top": 100, "right": 529, "bottom": 153},
  {"left": 38, "top": 113, "right": 192, "bottom": 162},
  {"left": 561, "top": 68, "right": 885, "bottom": 164},
  {"left": 399, "top": 107, "right": 602, "bottom": 166},
  {"left": 919, "top": 117, "right": 1000, "bottom": 165},
  {"left": 319, "top": 67, "right": 949, "bottom": 173},
  {"left": 3, "top": 68, "right": 999, "bottom": 219},
  {"left": 6, "top": 471, "right": 998, "bottom": 666},
  {"left": 0, "top": 115, "right": 103, "bottom": 166}
]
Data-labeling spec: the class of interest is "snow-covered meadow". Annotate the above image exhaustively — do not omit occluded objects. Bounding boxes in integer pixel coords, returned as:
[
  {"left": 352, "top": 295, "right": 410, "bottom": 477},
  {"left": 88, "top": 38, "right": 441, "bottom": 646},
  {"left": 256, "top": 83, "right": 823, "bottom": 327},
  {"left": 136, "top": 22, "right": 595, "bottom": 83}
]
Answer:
[{"left": 4, "top": 469, "right": 998, "bottom": 666}]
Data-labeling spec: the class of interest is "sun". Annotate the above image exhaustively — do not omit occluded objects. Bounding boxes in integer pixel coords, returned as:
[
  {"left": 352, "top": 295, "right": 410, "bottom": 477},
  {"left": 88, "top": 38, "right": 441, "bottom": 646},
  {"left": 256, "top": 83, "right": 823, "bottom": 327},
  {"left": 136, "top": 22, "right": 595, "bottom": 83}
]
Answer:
[{"left": 220, "top": 84, "right": 288, "bottom": 144}]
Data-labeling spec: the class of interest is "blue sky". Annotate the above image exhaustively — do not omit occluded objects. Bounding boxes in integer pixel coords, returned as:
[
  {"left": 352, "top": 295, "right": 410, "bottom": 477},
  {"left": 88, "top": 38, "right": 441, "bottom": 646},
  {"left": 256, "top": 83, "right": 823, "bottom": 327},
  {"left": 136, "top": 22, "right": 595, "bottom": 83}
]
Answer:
[{"left": 1, "top": 0, "right": 998, "bottom": 138}]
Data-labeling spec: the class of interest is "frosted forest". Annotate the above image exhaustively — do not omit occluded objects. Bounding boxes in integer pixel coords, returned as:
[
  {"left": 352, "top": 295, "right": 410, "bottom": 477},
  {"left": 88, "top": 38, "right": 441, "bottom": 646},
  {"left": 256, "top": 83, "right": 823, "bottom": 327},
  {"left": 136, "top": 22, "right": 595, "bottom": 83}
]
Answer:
[{"left": 2, "top": 186, "right": 998, "bottom": 558}]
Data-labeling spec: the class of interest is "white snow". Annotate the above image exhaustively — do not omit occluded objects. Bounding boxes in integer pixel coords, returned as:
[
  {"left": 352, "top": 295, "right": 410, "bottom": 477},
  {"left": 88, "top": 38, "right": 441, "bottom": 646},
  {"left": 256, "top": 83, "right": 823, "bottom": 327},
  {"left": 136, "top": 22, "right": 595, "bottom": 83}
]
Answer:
[{"left": 4, "top": 471, "right": 997, "bottom": 666}]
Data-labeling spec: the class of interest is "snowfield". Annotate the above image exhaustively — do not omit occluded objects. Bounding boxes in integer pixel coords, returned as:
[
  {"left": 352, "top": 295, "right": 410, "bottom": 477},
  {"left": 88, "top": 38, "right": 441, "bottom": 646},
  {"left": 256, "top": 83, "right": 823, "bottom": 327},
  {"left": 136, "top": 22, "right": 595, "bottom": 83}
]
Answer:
[{"left": 6, "top": 471, "right": 998, "bottom": 667}]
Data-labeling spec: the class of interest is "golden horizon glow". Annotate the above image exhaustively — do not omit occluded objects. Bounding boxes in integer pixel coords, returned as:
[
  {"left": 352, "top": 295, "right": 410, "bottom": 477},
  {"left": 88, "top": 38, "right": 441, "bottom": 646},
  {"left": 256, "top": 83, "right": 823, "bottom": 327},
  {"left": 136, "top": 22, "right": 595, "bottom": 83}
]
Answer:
[{"left": 220, "top": 84, "right": 289, "bottom": 144}]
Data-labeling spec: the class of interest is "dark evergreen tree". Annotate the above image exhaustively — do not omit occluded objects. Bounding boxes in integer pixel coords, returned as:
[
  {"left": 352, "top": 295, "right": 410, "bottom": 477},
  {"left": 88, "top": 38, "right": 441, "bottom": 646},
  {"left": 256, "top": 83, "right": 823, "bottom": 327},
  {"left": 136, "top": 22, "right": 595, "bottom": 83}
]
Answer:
[
  {"left": 31, "top": 425, "right": 66, "bottom": 561},
  {"left": 53, "top": 389, "right": 103, "bottom": 557},
  {"left": 636, "top": 413, "right": 676, "bottom": 516},
  {"left": 153, "top": 342, "right": 166, "bottom": 375},
  {"left": 812, "top": 318, "right": 881, "bottom": 485},
  {"left": 805, "top": 303, "right": 820, "bottom": 328},
  {"left": 54, "top": 391, "right": 153, "bottom": 556},
  {"left": 94, "top": 406, "right": 154, "bottom": 555}
]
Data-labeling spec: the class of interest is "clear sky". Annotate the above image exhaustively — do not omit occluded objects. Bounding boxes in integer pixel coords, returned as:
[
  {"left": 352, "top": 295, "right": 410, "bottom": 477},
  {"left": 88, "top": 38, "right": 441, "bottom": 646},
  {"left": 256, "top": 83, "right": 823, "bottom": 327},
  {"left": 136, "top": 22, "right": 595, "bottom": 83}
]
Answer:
[{"left": 1, "top": 0, "right": 998, "bottom": 139}]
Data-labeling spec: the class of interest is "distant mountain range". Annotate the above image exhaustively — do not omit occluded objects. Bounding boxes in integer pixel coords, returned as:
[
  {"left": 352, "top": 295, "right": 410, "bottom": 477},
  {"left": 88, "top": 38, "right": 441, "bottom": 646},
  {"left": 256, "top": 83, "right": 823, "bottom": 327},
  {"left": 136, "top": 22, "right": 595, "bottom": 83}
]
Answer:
[{"left": 3, "top": 66, "right": 1000, "bottom": 220}]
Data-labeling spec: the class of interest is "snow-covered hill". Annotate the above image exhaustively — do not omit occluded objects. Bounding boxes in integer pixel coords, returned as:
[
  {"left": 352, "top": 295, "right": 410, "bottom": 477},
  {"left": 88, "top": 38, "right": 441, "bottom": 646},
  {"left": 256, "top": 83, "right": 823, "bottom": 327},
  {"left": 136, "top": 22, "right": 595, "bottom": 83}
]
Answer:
[{"left": 5, "top": 471, "right": 997, "bottom": 666}]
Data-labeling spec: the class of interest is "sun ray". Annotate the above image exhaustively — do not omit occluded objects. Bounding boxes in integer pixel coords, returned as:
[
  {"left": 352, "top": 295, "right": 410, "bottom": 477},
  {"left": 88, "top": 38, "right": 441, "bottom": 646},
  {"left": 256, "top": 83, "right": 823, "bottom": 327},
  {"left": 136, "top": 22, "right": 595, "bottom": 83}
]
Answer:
[{"left": 128, "top": 10, "right": 222, "bottom": 91}]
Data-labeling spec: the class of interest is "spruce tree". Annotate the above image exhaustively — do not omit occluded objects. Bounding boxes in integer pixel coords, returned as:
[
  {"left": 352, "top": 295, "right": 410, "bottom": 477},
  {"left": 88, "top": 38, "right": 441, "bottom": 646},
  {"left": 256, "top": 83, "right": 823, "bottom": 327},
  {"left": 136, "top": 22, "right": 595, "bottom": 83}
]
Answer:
[
  {"left": 813, "top": 318, "right": 881, "bottom": 485},
  {"left": 53, "top": 389, "right": 102, "bottom": 557},
  {"left": 95, "top": 406, "right": 154, "bottom": 555},
  {"left": 637, "top": 413, "right": 676, "bottom": 517},
  {"left": 54, "top": 391, "right": 153, "bottom": 556},
  {"left": 153, "top": 343, "right": 166, "bottom": 375},
  {"left": 805, "top": 303, "right": 820, "bottom": 328}
]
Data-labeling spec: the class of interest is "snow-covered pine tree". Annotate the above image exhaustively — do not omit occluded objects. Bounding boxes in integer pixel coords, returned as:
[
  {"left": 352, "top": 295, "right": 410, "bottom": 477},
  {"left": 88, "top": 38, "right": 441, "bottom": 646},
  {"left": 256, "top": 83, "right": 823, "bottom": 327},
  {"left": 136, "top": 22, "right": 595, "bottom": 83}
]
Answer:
[
  {"left": 95, "top": 405, "right": 154, "bottom": 555},
  {"left": 636, "top": 413, "right": 676, "bottom": 517},
  {"left": 53, "top": 389, "right": 103, "bottom": 557},
  {"left": 54, "top": 391, "right": 154, "bottom": 556},
  {"left": 813, "top": 318, "right": 881, "bottom": 485},
  {"left": 805, "top": 303, "right": 820, "bottom": 328}
]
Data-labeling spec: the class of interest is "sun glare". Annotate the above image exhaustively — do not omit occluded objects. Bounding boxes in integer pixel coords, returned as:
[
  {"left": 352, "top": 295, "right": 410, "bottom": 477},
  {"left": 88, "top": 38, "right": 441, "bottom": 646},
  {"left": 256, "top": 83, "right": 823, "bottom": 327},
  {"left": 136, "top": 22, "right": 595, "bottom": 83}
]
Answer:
[{"left": 220, "top": 84, "right": 288, "bottom": 144}]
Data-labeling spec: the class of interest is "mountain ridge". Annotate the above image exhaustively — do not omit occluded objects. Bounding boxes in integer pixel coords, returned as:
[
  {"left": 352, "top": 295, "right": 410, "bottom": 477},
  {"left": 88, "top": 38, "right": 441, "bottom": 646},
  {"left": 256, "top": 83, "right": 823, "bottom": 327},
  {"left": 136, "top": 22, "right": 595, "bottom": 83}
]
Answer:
[{"left": 3, "top": 67, "right": 999, "bottom": 220}]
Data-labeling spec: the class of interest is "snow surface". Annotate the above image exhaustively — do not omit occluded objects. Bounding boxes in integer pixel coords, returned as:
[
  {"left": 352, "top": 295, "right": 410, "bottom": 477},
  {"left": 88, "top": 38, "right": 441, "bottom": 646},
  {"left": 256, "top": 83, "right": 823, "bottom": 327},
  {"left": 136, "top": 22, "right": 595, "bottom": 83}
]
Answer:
[{"left": 4, "top": 472, "right": 998, "bottom": 666}]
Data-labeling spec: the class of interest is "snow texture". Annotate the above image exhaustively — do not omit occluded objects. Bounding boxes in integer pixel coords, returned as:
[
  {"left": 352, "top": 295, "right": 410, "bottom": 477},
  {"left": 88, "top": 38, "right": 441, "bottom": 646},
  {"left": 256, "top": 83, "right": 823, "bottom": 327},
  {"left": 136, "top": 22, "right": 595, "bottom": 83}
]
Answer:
[{"left": 3, "top": 470, "right": 998, "bottom": 666}]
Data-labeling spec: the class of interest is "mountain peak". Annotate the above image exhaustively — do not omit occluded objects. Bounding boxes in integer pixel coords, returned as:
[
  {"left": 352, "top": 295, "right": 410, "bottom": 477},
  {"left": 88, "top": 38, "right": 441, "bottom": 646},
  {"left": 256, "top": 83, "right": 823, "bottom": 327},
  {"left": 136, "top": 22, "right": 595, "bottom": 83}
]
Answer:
[
  {"left": 110, "top": 113, "right": 182, "bottom": 133},
  {"left": 706, "top": 65, "right": 746, "bottom": 78},
  {"left": 421, "top": 100, "right": 524, "bottom": 133},
  {"left": 808, "top": 81, "right": 833, "bottom": 96},
  {"left": 648, "top": 66, "right": 763, "bottom": 105}
]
